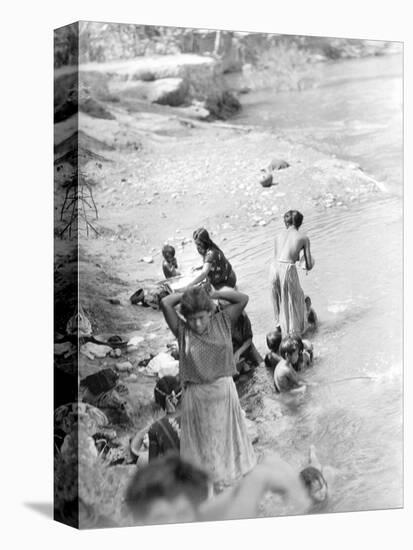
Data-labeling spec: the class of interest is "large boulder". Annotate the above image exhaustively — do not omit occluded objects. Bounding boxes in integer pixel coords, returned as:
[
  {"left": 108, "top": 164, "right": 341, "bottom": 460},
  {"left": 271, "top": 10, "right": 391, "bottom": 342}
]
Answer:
[
  {"left": 115, "top": 77, "right": 189, "bottom": 107},
  {"left": 146, "top": 77, "right": 189, "bottom": 106},
  {"left": 205, "top": 90, "right": 241, "bottom": 120}
]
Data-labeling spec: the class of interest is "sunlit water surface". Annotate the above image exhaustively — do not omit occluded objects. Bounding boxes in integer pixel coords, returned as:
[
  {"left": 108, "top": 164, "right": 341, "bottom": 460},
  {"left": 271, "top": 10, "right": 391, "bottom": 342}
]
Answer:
[{"left": 183, "top": 54, "right": 403, "bottom": 513}]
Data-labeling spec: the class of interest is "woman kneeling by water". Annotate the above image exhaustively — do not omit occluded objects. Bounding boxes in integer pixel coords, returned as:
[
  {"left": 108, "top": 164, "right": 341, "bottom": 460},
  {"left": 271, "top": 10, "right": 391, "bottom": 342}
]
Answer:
[
  {"left": 160, "top": 286, "right": 256, "bottom": 488},
  {"left": 186, "top": 227, "right": 237, "bottom": 290}
]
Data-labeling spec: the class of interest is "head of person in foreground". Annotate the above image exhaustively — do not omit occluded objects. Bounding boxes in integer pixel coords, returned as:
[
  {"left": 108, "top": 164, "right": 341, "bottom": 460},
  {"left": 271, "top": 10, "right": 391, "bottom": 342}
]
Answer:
[
  {"left": 180, "top": 285, "right": 215, "bottom": 335},
  {"left": 125, "top": 452, "right": 211, "bottom": 525}
]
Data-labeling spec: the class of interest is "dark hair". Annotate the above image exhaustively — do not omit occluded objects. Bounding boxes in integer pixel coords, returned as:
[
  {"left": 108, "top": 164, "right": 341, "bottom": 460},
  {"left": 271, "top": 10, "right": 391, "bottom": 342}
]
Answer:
[
  {"left": 125, "top": 453, "right": 210, "bottom": 518},
  {"left": 162, "top": 244, "right": 178, "bottom": 268},
  {"left": 180, "top": 286, "right": 215, "bottom": 318},
  {"left": 284, "top": 210, "right": 304, "bottom": 229},
  {"left": 154, "top": 376, "right": 182, "bottom": 410},
  {"left": 266, "top": 330, "right": 282, "bottom": 352},
  {"left": 299, "top": 466, "right": 328, "bottom": 502},
  {"left": 193, "top": 227, "right": 219, "bottom": 252},
  {"left": 264, "top": 351, "right": 281, "bottom": 370},
  {"left": 162, "top": 244, "right": 175, "bottom": 256},
  {"left": 293, "top": 335, "right": 304, "bottom": 353},
  {"left": 304, "top": 295, "right": 312, "bottom": 306},
  {"left": 279, "top": 337, "right": 299, "bottom": 359}
]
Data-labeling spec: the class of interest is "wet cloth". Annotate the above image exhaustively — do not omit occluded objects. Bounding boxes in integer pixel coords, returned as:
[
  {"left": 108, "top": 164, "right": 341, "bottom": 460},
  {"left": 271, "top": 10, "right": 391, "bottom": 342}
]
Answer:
[
  {"left": 204, "top": 248, "right": 237, "bottom": 289},
  {"left": 177, "top": 310, "right": 237, "bottom": 384},
  {"left": 270, "top": 260, "right": 307, "bottom": 337},
  {"left": 148, "top": 416, "right": 181, "bottom": 461},
  {"left": 181, "top": 377, "right": 256, "bottom": 485}
]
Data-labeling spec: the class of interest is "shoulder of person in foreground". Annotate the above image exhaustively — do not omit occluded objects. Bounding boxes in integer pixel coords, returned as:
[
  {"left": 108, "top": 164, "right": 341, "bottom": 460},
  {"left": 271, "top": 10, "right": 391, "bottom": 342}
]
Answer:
[{"left": 199, "top": 454, "right": 311, "bottom": 521}]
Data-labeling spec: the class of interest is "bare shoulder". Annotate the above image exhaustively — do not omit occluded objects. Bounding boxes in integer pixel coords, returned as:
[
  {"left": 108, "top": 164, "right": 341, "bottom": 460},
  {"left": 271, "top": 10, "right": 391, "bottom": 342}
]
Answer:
[{"left": 299, "top": 233, "right": 310, "bottom": 246}]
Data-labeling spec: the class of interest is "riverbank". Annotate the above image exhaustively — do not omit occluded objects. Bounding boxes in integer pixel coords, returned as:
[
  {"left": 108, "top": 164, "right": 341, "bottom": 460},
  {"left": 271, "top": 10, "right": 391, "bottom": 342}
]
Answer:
[{"left": 54, "top": 63, "right": 392, "bottom": 524}]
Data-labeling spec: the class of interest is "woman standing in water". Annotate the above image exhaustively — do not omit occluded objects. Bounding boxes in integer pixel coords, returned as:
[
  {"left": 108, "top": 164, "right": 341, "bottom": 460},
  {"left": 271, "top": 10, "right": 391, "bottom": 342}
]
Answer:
[
  {"left": 270, "top": 210, "right": 314, "bottom": 337},
  {"left": 160, "top": 286, "right": 256, "bottom": 488},
  {"left": 186, "top": 228, "right": 237, "bottom": 290}
]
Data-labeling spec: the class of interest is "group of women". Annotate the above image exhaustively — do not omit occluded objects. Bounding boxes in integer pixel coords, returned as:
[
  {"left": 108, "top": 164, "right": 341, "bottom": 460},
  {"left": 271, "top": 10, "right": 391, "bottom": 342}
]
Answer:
[{"left": 156, "top": 211, "right": 313, "bottom": 488}]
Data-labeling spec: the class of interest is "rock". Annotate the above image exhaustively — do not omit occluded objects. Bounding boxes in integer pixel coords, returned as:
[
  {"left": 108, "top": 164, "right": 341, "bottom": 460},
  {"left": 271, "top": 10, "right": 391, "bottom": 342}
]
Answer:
[
  {"left": 258, "top": 220, "right": 267, "bottom": 226},
  {"left": 125, "top": 374, "right": 138, "bottom": 383},
  {"left": 79, "top": 96, "right": 115, "bottom": 120},
  {"left": 115, "top": 361, "right": 133, "bottom": 373},
  {"left": 141, "top": 256, "right": 154, "bottom": 263},
  {"left": 127, "top": 335, "right": 145, "bottom": 347},
  {"left": 259, "top": 171, "right": 273, "bottom": 188},
  {"left": 145, "top": 352, "right": 179, "bottom": 377},
  {"left": 80, "top": 369, "right": 119, "bottom": 396},
  {"left": 205, "top": 90, "right": 241, "bottom": 120},
  {"left": 54, "top": 342, "right": 74, "bottom": 356},
  {"left": 121, "top": 77, "right": 189, "bottom": 107},
  {"left": 80, "top": 342, "right": 112, "bottom": 360},
  {"left": 109, "top": 348, "right": 122, "bottom": 358},
  {"left": 267, "top": 158, "right": 290, "bottom": 171},
  {"left": 108, "top": 298, "right": 121, "bottom": 305}
]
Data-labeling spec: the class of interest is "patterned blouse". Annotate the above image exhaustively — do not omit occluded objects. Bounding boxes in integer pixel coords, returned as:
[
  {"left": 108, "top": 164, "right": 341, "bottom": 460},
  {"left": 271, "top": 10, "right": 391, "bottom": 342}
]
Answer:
[
  {"left": 204, "top": 248, "right": 235, "bottom": 288},
  {"left": 178, "top": 310, "right": 237, "bottom": 384}
]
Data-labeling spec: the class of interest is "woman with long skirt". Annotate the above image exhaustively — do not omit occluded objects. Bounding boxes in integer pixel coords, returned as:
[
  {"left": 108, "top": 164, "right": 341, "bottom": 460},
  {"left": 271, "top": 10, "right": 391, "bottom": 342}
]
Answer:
[
  {"left": 270, "top": 210, "right": 314, "bottom": 337},
  {"left": 160, "top": 286, "right": 256, "bottom": 488}
]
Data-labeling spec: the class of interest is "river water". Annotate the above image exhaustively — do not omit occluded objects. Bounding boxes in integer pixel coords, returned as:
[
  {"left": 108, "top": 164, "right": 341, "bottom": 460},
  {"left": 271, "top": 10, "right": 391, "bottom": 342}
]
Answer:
[{"left": 231, "top": 54, "right": 403, "bottom": 514}]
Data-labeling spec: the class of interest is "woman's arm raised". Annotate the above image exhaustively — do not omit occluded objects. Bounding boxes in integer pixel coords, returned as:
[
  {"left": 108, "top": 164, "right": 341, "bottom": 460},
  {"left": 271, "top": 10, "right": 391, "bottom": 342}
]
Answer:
[
  {"left": 211, "top": 288, "right": 249, "bottom": 323},
  {"left": 160, "top": 293, "right": 183, "bottom": 338}
]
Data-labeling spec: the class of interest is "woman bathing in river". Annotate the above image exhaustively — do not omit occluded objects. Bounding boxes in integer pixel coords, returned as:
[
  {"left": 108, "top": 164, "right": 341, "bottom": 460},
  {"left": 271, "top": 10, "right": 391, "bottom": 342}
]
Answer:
[
  {"left": 270, "top": 210, "right": 314, "bottom": 337},
  {"left": 186, "top": 228, "right": 237, "bottom": 290},
  {"left": 160, "top": 286, "right": 256, "bottom": 488}
]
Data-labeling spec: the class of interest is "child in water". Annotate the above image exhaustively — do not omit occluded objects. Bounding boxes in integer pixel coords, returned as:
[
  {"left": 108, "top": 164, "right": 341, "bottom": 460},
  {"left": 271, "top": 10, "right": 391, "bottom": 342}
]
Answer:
[
  {"left": 162, "top": 245, "right": 180, "bottom": 279},
  {"left": 299, "top": 445, "right": 329, "bottom": 507},
  {"left": 264, "top": 329, "right": 283, "bottom": 371},
  {"left": 305, "top": 295, "right": 318, "bottom": 331},
  {"left": 293, "top": 335, "right": 314, "bottom": 372},
  {"left": 274, "top": 337, "right": 306, "bottom": 393}
]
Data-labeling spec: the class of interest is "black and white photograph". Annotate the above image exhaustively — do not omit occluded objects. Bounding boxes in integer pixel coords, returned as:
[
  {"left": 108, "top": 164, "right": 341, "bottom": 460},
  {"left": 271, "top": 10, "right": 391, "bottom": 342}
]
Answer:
[{"left": 52, "top": 20, "right": 404, "bottom": 529}]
